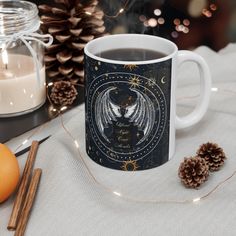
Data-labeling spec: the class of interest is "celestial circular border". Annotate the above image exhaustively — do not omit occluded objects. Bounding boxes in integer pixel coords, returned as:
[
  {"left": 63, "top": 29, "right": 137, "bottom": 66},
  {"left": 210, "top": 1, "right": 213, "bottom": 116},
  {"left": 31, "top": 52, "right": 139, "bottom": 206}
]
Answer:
[{"left": 87, "top": 72, "right": 167, "bottom": 162}]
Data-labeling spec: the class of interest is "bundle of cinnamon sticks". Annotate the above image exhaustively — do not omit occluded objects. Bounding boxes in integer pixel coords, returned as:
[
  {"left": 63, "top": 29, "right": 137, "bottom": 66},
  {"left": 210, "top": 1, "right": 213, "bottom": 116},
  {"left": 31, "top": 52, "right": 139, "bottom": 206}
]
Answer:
[{"left": 8, "top": 141, "right": 42, "bottom": 236}]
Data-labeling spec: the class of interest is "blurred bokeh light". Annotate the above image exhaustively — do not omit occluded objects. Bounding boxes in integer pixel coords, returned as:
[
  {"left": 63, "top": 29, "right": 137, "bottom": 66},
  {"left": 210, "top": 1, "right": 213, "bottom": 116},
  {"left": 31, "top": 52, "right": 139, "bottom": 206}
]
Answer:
[
  {"left": 100, "top": 0, "right": 234, "bottom": 51},
  {"left": 33, "top": 0, "right": 236, "bottom": 51}
]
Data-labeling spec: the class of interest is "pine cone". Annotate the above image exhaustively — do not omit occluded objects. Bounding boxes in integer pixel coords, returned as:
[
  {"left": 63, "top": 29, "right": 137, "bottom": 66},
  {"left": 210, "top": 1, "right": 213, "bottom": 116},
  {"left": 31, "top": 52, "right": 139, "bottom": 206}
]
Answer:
[
  {"left": 50, "top": 80, "right": 78, "bottom": 106},
  {"left": 197, "top": 142, "right": 226, "bottom": 171},
  {"left": 39, "top": 0, "right": 106, "bottom": 83},
  {"left": 178, "top": 156, "right": 209, "bottom": 188}
]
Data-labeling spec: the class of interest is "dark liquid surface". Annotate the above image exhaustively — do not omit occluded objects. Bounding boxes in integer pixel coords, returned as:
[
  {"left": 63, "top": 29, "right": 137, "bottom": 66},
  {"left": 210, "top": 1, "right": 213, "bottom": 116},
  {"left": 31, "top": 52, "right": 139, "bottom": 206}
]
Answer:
[{"left": 96, "top": 48, "right": 166, "bottom": 61}]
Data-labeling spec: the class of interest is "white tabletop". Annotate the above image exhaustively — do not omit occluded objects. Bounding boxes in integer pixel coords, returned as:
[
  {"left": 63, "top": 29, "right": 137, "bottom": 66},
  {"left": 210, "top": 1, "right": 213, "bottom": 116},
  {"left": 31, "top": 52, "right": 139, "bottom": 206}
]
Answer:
[{"left": 1, "top": 44, "right": 236, "bottom": 236}]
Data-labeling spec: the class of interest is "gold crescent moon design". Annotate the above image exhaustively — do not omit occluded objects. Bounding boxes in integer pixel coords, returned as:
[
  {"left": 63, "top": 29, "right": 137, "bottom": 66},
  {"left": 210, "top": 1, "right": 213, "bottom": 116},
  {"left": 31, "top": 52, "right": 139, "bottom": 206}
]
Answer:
[{"left": 161, "top": 76, "right": 166, "bottom": 84}]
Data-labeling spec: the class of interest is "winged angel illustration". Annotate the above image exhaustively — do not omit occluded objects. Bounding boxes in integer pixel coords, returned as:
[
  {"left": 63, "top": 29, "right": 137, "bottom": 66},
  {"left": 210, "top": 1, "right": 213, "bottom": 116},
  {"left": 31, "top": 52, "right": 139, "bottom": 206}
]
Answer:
[{"left": 95, "top": 87, "right": 156, "bottom": 146}]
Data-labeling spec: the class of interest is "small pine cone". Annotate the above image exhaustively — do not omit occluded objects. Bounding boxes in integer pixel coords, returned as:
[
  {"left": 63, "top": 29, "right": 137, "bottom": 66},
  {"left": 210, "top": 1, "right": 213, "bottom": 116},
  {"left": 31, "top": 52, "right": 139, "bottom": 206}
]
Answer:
[
  {"left": 178, "top": 156, "right": 209, "bottom": 188},
  {"left": 50, "top": 81, "right": 78, "bottom": 106},
  {"left": 197, "top": 142, "right": 226, "bottom": 171}
]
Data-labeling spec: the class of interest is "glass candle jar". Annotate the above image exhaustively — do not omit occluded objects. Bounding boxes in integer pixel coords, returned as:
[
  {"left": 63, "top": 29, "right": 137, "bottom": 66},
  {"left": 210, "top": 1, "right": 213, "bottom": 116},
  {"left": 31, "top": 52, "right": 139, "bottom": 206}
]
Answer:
[{"left": 0, "top": 1, "right": 52, "bottom": 117}]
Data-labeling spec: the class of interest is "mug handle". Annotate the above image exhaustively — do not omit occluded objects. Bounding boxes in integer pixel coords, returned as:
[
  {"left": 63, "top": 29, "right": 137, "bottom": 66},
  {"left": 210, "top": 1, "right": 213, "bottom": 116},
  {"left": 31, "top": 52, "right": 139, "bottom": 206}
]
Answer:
[{"left": 175, "top": 50, "right": 212, "bottom": 129}]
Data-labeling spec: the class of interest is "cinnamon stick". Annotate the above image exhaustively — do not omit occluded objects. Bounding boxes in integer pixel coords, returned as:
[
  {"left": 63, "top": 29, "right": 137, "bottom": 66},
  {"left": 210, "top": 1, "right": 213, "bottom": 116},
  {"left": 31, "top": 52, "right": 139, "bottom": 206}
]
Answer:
[
  {"left": 8, "top": 141, "right": 39, "bottom": 231},
  {"left": 14, "top": 169, "right": 42, "bottom": 236}
]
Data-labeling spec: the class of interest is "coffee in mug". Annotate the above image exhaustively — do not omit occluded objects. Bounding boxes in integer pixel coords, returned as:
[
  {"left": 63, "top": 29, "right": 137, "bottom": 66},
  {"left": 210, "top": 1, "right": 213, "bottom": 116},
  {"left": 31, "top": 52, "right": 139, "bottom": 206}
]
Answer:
[{"left": 96, "top": 48, "right": 166, "bottom": 61}]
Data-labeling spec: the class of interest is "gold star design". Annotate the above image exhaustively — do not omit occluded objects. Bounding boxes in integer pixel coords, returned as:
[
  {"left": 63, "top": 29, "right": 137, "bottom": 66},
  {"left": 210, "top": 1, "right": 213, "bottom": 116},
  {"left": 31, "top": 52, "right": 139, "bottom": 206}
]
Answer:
[
  {"left": 121, "top": 160, "right": 139, "bottom": 171},
  {"left": 147, "top": 78, "right": 156, "bottom": 87},
  {"left": 124, "top": 64, "right": 138, "bottom": 70},
  {"left": 128, "top": 76, "right": 140, "bottom": 88}
]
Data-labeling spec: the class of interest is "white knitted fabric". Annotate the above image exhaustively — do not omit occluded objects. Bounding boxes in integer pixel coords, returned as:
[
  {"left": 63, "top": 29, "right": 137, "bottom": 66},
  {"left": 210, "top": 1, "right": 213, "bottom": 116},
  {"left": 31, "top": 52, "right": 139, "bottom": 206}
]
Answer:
[{"left": 1, "top": 44, "right": 236, "bottom": 236}]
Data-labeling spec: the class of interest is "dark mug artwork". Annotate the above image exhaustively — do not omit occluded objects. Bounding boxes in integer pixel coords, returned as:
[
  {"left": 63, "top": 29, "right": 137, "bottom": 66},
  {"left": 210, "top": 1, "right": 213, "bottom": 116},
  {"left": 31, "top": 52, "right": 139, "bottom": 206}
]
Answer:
[{"left": 84, "top": 34, "right": 211, "bottom": 171}]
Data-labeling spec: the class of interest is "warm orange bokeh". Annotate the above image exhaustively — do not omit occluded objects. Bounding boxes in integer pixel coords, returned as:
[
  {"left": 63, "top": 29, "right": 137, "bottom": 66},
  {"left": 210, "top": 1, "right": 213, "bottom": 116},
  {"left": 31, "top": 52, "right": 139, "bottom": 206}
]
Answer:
[{"left": 0, "top": 144, "right": 20, "bottom": 203}]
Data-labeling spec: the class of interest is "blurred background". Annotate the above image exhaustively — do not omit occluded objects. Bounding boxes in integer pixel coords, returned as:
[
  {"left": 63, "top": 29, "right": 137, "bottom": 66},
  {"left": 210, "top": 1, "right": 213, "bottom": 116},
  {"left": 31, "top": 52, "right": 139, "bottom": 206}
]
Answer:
[
  {"left": 100, "top": 0, "right": 235, "bottom": 51},
  {"left": 34, "top": 0, "right": 236, "bottom": 51}
]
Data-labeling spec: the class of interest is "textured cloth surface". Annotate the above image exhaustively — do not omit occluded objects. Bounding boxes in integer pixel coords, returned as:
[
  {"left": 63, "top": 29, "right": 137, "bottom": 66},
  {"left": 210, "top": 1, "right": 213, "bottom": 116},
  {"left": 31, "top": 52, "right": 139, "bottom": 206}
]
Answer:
[{"left": 1, "top": 44, "right": 236, "bottom": 236}]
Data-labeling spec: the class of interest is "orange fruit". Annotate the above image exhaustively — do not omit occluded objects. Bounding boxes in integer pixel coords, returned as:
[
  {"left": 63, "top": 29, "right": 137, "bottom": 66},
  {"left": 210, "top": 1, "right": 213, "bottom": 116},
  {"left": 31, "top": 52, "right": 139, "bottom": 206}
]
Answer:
[{"left": 0, "top": 143, "right": 20, "bottom": 203}]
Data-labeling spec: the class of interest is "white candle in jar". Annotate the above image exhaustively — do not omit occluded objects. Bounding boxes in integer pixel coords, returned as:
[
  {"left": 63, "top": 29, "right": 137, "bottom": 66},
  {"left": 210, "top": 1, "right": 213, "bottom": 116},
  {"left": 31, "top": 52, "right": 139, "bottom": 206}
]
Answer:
[{"left": 0, "top": 54, "right": 46, "bottom": 116}]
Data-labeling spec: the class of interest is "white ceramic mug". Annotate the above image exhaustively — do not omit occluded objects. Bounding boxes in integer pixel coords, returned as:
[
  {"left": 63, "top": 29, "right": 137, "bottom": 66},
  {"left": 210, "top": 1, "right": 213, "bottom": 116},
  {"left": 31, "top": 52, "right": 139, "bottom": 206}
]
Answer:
[{"left": 84, "top": 34, "right": 211, "bottom": 171}]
